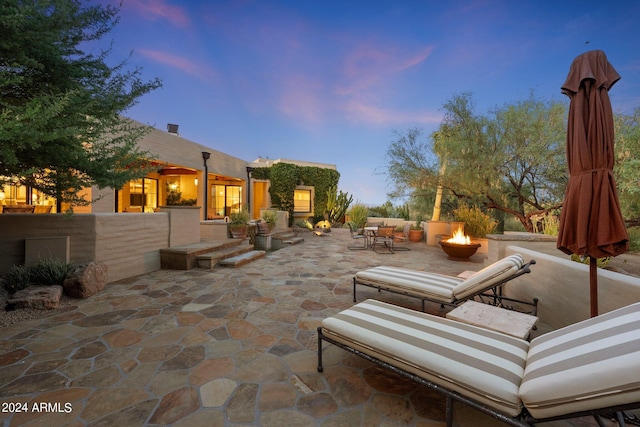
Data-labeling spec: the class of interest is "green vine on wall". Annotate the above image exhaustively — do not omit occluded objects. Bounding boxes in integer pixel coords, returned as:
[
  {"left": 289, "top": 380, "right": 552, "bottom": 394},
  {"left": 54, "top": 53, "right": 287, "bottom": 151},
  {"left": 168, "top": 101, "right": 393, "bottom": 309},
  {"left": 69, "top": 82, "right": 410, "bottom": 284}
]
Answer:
[{"left": 251, "top": 163, "right": 340, "bottom": 226}]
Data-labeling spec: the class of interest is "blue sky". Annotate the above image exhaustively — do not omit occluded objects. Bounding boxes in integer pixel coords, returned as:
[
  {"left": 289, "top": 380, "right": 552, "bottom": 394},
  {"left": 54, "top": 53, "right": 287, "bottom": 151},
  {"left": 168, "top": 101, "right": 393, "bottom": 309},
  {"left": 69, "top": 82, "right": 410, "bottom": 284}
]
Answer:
[{"left": 104, "top": 0, "right": 640, "bottom": 206}]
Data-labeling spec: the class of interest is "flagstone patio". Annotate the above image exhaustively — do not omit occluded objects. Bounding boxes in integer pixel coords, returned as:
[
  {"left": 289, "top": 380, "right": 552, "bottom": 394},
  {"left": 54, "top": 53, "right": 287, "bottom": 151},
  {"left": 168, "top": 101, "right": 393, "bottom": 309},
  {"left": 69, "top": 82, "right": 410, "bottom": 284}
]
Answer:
[{"left": 0, "top": 229, "right": 620, "bottom": 426}]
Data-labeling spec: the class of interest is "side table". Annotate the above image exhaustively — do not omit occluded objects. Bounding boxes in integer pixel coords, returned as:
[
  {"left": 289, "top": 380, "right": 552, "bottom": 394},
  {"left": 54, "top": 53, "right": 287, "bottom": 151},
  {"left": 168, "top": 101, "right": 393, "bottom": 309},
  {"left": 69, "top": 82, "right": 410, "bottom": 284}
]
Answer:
[{"left": 446, "top": 300, "right": 538, "bottom": 340}]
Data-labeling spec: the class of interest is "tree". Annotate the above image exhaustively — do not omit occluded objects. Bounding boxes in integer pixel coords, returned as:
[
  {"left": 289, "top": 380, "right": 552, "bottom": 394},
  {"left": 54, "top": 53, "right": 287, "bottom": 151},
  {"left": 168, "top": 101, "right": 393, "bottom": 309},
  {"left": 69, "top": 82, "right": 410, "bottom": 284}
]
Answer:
[
  {"left": 614, "top": 108, "right": 640, "bottom": 226},
  {"left": 385, "top": 128, "right": 439, "bottom": 221},
  {"left": 0, "top": 0, "right": 162, "bottom": 211},
  {"left": 386, "top": 93, "right": 568, "bottom": 231}
]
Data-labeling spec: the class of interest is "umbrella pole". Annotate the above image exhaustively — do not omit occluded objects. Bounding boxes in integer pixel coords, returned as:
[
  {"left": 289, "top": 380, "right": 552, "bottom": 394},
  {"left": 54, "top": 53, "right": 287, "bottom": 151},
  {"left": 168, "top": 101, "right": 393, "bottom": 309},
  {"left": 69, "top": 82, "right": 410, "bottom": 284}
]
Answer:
[{"left": 590, "top": 256, "right": 598, "bottom": 317}]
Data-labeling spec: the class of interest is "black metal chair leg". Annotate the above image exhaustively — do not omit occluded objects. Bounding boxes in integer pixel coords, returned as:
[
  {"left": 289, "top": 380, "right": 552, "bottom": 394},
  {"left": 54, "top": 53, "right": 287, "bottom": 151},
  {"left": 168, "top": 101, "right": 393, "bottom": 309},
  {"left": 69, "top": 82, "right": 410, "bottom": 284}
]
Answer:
[
  {"left": 317, "top": 327, "right": 324, "bottom": 373},
  {"left": 353, "top": 278, "right": 357, "bottom": 302}
]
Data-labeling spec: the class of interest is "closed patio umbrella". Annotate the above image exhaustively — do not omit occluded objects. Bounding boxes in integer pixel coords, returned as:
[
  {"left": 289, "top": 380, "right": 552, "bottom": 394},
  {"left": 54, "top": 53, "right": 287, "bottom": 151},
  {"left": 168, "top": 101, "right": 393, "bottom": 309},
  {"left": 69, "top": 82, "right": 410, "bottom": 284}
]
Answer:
[{"left": 557, "top": 50, "right": 629, "bottom": 317}]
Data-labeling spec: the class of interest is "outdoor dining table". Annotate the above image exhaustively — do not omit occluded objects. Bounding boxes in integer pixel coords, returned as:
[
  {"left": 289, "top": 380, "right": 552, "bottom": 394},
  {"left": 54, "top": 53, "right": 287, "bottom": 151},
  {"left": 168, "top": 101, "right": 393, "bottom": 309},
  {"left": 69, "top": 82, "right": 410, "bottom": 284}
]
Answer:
[{"left": 363, "top": 226, "right": 378, "bottom": 248}]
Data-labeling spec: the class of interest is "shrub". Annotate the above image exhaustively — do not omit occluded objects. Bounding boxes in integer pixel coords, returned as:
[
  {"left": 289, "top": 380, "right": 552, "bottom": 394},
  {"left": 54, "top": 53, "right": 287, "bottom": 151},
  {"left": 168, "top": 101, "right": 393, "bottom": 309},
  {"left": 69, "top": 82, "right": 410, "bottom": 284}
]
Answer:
[
  {"left": 2, "top": 258, "right": 72, "bottom": 294},
  {"left": 346, "top": 203, "right": 369, "bottom": 229},
  {"left": 452, "top": 203, "right": 497, "bottom": 238},
  {"left": 261, "top": 210, "right": 277, "bottom": 227},
  {"left": 411, "top": 217, "right": 423, "bottom": 230},
  {"left": 628, "top": 226, "right": 640, "bottom": 253},
  {"left": 230, "top": 210, "right": 249, "bottom": 225},
  {"left": 570, "top": 254, "right": 611, "bottom": 269}
]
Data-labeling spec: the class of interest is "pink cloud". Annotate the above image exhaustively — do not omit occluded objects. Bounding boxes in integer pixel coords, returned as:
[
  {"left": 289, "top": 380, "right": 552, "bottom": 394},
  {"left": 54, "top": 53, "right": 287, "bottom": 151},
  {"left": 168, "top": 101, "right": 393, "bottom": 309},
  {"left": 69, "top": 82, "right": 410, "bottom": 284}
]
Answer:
[
  {"left": 399, "top": 46, "right": 434, "bottom": 71},
  {"left": 337, "top": 44, "right": 434, "bottom": 97},
  {"left": 138, "top": 49, "right": 216, "bottom": 81},
  {"left": 343, "top": 101, "right": 442, "bottom": 126},
  {"left": 269, "top": 42, "right": 438, "bottom": 126},
  {"left": 126, "top": 0, "right": 189, "bottom": 28}
]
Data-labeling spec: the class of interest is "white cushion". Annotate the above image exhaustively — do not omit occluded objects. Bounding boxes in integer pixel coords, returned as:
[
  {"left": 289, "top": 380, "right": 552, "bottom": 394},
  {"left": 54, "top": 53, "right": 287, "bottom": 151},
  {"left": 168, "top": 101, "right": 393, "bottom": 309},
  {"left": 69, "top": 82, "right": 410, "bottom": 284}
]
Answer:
[
  {"left": 355, "top": 254, "right": 525, "bottom": 304},
  {"left": 355, "top": 266, "right": 464, "bottom": 303},
  {"left": 453, "top": 254, "right": 524, "bottom": 300},
  {"left": 321, "top": 299, "right": 529, "bottom": 416},
  {"left": 520, "top": 302, "right": 640, "bottom": 419}
]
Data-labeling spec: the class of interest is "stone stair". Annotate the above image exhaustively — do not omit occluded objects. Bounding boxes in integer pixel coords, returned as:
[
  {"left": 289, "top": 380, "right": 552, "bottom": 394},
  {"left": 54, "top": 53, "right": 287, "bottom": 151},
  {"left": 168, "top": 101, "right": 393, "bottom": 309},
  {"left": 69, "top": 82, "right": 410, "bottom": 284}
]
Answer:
[
  {"left": 197, "top": 242, "right": 263, "bottom": 269},
  {"left": 217, "top": 250, "right": 266, "bottom": 268},
  {"left": 272, "top": 231, "right": 305, "bottom": 250},
  {"left": 160, "top": 239, "right": 263, "bottom": 270}
]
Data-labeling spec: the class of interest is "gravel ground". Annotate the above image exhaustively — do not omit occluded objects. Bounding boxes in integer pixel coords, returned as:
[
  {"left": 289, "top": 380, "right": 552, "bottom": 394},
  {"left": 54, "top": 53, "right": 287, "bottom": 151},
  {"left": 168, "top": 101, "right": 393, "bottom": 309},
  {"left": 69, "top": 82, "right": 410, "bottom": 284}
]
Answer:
[
  {"left": 1, "top": 254, "right": 638, "bottom": 329},
  {"left": 0, "top": 286, "right": 74, "bottom": 328}
]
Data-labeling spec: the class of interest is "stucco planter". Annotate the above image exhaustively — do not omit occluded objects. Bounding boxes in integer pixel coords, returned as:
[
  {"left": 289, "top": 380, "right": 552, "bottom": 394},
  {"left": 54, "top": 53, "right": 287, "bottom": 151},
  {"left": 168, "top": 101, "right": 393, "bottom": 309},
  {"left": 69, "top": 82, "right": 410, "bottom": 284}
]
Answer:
[{"left": 255, "top": 234, "right": 272, "bottom": 250}]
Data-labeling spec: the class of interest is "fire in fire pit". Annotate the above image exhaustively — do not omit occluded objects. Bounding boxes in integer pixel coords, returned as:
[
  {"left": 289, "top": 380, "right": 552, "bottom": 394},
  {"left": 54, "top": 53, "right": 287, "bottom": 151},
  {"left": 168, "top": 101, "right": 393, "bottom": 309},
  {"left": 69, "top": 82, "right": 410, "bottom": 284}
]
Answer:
[{"left": 439, "top": 227, "right": 480, "bottom": 260}]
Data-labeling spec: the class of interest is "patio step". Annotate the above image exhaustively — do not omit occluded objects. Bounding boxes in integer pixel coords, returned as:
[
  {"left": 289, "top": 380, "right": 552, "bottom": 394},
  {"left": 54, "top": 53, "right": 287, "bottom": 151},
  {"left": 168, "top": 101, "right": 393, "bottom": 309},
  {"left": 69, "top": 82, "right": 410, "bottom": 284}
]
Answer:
[
  {"left": 196, "top": 242, "right": 256, "bottom": 269},
  {"left": 272, "top": 231, "right": 304, "bottom": 249},
  {"left": 160, "top": 239, "right": 247, "bottom": 270},
  {"left": 218, "top": 250, "right": 266, "bottom": 268}
]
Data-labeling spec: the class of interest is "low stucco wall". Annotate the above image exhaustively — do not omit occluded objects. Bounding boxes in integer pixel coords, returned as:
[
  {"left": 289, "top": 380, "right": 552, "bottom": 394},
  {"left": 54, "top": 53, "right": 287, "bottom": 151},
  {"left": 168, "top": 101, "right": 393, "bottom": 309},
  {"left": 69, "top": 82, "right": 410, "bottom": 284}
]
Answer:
[
  {"left": 501, "top": 245, "right": 640, "bottom": 331},
  {"left": 157, "top": 206, "right": 200, "bottom": 246},
  {"left": 0, "top": 213, "right": 169, "bottom": 283}
]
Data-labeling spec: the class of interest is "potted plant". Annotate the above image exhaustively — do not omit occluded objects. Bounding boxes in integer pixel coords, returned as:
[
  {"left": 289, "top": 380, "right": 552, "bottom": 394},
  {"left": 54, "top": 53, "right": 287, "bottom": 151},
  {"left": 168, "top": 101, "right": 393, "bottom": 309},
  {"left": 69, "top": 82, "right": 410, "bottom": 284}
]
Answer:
[
  {"left": 229, "top": 210, "right": 250, "bottom": 238},
  {"left": 258, "top": 210, "right": 277, "bottom": 235},
  {"left": 409, "top": 218, "right": 424, "bottom": 242}
]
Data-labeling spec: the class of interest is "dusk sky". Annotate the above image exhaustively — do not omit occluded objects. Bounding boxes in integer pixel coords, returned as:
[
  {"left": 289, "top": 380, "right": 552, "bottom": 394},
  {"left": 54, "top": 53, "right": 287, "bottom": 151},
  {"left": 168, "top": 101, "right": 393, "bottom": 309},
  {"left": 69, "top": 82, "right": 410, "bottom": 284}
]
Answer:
[{"left": 104, "top": 0, "right": 640, "bottom": 206}]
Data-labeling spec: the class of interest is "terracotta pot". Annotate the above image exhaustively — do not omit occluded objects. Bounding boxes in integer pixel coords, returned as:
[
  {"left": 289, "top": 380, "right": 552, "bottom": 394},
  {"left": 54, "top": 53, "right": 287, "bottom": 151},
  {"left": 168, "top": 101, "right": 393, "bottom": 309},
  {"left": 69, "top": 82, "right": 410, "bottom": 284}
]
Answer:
[
  {"left": 258, "top": 222, "right": 273, "bottom": 235},
  {"left": 229, "top": 225, "right": 248, "bottom": 239},
  {"left": 408, "top": 229, "right": 423, "bottom": 242}
]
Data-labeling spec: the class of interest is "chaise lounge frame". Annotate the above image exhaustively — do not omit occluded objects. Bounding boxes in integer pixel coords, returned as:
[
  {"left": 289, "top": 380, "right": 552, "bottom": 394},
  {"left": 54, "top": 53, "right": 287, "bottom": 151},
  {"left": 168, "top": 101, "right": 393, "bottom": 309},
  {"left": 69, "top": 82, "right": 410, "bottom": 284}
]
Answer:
[
  {"left": 317, "top": 299, "right": 640, "bottom": 427},
  {"left": 353, "top": 254, "right": 538, "bottom": 314}
]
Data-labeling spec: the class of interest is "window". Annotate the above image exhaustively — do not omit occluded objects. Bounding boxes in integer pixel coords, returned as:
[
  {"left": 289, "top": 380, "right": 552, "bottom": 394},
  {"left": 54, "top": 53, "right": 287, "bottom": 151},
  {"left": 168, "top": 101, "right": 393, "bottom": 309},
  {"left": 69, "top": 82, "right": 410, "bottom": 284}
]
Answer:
[
  {"left": 294, "top": 188, "right": 312, "bottom": 213},
  {"left": 129, "top": 178, "right": 158, "bottom": 212},
  {"left": 212, "top": 184, "right": 242, "bottom": 217},
  {"left": 226, "top": 185, "right": 242, "bottom": 214}
]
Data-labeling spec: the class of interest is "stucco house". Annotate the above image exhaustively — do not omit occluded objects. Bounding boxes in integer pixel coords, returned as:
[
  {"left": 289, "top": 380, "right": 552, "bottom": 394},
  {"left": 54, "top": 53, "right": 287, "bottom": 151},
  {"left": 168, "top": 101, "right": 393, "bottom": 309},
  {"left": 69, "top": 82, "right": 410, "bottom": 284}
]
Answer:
[{"left": 1, "top": 120, "right": 336, "bottom": 222}]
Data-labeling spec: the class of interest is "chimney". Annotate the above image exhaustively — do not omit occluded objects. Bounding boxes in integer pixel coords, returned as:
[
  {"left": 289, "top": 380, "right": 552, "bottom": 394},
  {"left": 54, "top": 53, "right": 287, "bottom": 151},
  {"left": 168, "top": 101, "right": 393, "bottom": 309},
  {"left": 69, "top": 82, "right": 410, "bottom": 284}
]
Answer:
[{"left": 167, "top": 123, "right": 179, "bottom": 135}]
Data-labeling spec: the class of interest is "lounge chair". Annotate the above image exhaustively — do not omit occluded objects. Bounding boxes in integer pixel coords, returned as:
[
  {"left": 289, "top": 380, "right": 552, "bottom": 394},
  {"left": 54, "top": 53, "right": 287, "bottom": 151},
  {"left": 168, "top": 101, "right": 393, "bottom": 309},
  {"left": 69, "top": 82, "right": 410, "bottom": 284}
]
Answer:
[
  {"left": 317, "top": 299, "right": 640, "bottom": 427},
  {"left": 353, "top": 253, "right": 537, "bottom": 314}
]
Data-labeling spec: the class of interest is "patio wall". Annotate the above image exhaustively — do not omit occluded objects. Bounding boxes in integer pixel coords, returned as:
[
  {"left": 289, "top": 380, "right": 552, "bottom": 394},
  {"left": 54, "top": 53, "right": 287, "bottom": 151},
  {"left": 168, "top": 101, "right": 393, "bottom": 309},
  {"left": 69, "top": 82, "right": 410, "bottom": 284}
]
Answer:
[
  {"left": 500, "top": 244, "right": 640, "bottom": 331},
  {"left": 0, "top": 213, "right": 172, "bottom": 283}
]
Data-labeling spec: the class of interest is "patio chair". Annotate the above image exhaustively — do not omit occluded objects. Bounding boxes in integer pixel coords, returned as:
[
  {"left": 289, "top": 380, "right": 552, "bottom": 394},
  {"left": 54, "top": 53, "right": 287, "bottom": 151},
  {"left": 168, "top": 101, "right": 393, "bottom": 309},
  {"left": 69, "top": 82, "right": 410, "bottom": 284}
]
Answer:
[
  {"left": 391, "top": 222, "right": 411, "bottom": 251},
  {"left": 317, "top": 299, "right": 640, "bottom": 427},
  {"left": 353, "top": 253, "right": 537, "bottom": 314},
  {"left": 371, "top": 225, "right": 395, "bottom": 254},
  {"left": 347, "top": 223, "right": 367, "bottom": 250}
]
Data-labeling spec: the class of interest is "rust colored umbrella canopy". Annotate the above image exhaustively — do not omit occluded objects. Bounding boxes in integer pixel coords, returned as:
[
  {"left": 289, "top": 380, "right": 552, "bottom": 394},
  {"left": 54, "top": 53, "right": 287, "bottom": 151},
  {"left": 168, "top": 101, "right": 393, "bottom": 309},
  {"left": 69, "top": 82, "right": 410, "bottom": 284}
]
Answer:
[{"left": 557, "top": 50, "right": 629, "bottom": 317}]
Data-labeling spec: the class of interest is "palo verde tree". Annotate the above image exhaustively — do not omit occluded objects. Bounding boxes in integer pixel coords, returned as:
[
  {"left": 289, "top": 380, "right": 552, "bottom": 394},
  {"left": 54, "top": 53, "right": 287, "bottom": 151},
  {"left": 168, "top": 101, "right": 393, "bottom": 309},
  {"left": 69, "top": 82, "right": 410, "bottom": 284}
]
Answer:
[
  {"left": 0, "top": 0, "right": 162, "bottom": 211},
  {"left": 614, "top": 107, "right": 640, "bottom": 227},
  {"left": 386, "top": 92, "right": 568, "bottom": 232}
]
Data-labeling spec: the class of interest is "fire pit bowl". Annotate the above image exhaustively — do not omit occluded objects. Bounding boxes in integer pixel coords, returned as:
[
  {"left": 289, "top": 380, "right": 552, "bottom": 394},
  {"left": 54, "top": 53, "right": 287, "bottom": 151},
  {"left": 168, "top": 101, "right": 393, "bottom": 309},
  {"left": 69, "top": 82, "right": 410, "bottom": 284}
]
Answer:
[{"left": 439, "top": 240, "right": 481, "bottom": 261}]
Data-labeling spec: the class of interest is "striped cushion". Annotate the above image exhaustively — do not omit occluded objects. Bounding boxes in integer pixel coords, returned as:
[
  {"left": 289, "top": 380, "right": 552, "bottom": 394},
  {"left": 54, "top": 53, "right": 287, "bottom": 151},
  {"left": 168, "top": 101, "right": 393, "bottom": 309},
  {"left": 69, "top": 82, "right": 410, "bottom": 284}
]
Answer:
[
  {"left": 520, "top": 302, "right": 640, "bottom": 419},
  {"left": 355, "top": 254, "right": 524, "bottom": 304},
  {"left": 321, "top": 299, "right": 529, "bottom": 416},
  {"left": 453, "top": 254, "right": 524, "bottom": 300},
  {"left": 355, "top": 266, "right": 464, "bottom": 303}
]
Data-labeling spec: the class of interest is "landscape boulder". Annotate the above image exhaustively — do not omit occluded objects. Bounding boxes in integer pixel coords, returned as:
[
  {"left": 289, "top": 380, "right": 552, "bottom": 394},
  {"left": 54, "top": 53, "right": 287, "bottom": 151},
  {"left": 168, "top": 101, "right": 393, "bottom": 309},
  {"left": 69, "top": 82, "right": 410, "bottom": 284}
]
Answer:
[
  {"left": 7, "top": 285, "right": 63, "bottom": 310},
  {"left": 63, "top": 262, "right": 108, "bottom": 299}
]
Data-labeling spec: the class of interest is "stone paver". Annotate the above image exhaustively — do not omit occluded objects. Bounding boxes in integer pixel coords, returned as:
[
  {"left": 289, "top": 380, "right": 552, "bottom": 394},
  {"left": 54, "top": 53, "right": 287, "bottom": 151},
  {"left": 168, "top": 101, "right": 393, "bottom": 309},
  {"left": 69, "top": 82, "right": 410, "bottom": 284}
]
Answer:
[{"left": 0, "top": 229, "right": 612, "bottom": 426}]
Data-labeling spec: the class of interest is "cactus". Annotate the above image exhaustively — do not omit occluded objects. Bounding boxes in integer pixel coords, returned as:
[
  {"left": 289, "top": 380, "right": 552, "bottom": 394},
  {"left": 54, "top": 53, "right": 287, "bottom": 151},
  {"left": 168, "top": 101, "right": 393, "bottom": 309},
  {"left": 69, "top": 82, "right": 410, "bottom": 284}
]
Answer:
[{"left": 326, "top": 185, "right": 353, "bottom": 225}]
